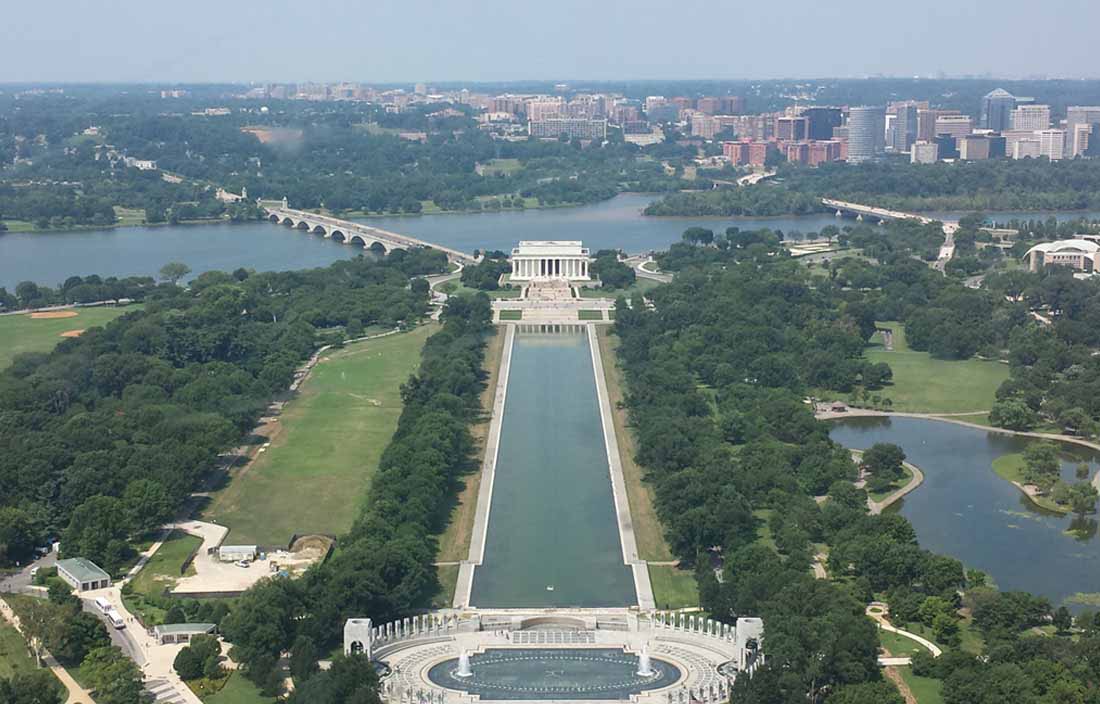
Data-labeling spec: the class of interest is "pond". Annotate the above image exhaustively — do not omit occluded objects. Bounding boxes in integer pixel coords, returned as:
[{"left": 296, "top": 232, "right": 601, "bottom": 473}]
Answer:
[{"left": 828, "top": 416, "right": 1100, "bottom": 609}]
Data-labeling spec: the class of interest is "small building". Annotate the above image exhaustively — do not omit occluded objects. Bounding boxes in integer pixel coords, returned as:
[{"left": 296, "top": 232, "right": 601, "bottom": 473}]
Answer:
[
  {"left": 154, "top": 623, "right": 217, "bottom": 645},
  {"left": 510, "top": 241, "right": 591, "bottom": 282},
  {"left": 217, "top": 545, "right": 258, "bottom": 562},
  {"left": 56, "top": 558, "right": 111, "bottom": 592}
]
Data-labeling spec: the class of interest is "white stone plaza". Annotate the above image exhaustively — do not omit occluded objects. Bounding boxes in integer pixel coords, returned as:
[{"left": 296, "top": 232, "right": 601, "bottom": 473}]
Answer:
[{"left": 510, "top": 241, "right": 591, "bottom": 281}]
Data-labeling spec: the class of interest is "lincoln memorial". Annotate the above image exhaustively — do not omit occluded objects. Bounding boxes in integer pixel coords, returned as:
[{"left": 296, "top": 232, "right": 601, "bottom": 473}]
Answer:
[{"left": 510, "top": 240, "right": 591, "bottom": 281}]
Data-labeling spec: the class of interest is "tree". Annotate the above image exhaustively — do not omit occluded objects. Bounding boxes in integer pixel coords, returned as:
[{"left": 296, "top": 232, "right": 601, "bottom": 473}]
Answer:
[
  {"left": 1022, "top": 442, "right": 1060, "bottom": 486},
  {"left": 81, "top": 646, "right": 146, "bottom": 704},
  {"left": 159, "top": 261, "right": 192, "bottom": 285},
  {"left": 0, "top": 670, "right": 63, "bottom": 704},
  {"left": 0, "top": 507, "right": 38, "bottom": 566},
  {"left": 828, "top": 681, "right": 905, "bottom": 704},
  {"left": 62, "top": 496, "right": 133, "bottom": 572},
  {"left": 1067, "top": 481, "right": 1098, "bottom": 515},
  {"left": 1053, "top": 606, "right": 1073, "bottom": 633},
  {"left": 290, "top": 634, "right": 319, "bottom": 684},
  {"left": 989, "top": 399, "right": 1039, "bottom": 431},
  {"left": 174, "top": 646, "right": 203, "bottom": 681},
  {"left": 862, "top": 443, "right": 906, "bottom": 481},
  {"left": 122, "top": 479, "right": 172, "bottom": 535}
]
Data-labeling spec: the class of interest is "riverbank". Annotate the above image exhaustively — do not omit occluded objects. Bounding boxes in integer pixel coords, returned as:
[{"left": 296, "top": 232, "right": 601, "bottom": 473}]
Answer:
[{"left": 0, "top": 213, "right": 262, "bottom": 235}]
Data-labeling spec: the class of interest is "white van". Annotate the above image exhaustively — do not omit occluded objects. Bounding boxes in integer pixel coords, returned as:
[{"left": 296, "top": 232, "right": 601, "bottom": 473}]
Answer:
[
  {"left": 105, "top": 609, "right": 125, "bottom": 629},
  {"left": 94, "top": 597, "right": 112, "bottom": 614}
]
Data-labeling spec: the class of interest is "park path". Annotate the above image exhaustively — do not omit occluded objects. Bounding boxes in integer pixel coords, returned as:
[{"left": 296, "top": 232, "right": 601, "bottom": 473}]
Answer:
[
  {"left": 868, "top": 461, "right": 926, "bottom": 515},
  {"left": 0, "top": 598, "right": 96, "bottom": 704},
  {"left": 867, "top": 602, "right": 942, "bottom": 662}
]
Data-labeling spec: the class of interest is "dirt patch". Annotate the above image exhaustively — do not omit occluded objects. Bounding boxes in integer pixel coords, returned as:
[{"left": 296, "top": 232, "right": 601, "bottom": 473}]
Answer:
[
  {"left": 884, "top": 666, "right": 917, "bottom": 704},
  {"left": 60, "top": 329, "right": 85, "bottom": 338},
  {"left": 29, "top": 310, "right": 78, "bottom": 319},
  {"left": 289, "top": 534, "right": 334, "bottom": 556}
]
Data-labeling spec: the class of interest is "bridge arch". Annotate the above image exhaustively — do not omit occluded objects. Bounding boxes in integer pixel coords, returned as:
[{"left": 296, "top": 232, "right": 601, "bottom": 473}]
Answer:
[
  {"left": 328, "top": 229, "right": 348, "bottom": 242},
  {"left": 279, "top": 216, "right": 295, "bottom": 226},
  {"left": 269, "top": 213, "right": 282, "bottom": 223},
  {"left": 294, "top": 220, "right": 311, "bottom": 231},
  {"left": 310, "top": 224, "right": 328, "bottom": 236}
]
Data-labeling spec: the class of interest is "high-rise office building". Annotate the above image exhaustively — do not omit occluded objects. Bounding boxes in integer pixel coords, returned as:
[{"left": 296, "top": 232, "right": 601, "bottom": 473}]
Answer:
[
  {"left": 775, "top": 116, "right": 809, "bottom": 141},
  {"left": 911, "top": 141, "right": 939, "bottom": 164},
  {"left": 719, "top": 96, "right": 746, "bottom": 114},
  {"left": 1010, "top": 105, "right": 1051, "bottom": 131},
  {"left": 980, "top": 89, "right": 1016, "bottom": 131},
  {"left": 847, "top": 106, "right": 886, "bottom": 164},
  {"left": 1066, "top": 107, "right": 1100, "bottom": 156},
  {"left": 1038, "top": 130, "right": 1066, "bottom": 160},
  {"left": 935, "top": 115, "right": 974, "bottom": 138},
  {"left": 803, "top": 107, "right": 843, "bottom": 140},
  {"left": 891, "top": 102, "right": 920, "bottom": 152}
]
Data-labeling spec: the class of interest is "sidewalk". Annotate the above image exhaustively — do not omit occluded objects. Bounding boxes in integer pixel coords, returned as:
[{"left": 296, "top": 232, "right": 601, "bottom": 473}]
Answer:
[{"left": 0, "top": 597, "right": 96, "bottom": 704}]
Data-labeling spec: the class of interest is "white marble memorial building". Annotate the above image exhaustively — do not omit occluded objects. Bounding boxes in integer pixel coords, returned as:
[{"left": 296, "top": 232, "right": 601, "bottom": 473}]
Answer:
[{"left": 510, "top": 240, "right": 591, "bottom": 281}]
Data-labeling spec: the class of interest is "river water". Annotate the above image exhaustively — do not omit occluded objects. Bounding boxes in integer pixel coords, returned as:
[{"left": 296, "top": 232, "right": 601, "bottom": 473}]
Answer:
[
  {"left": 6, "top": 193, "right": 1098, "bottom": 289},
  {"left": 469, "top": 327, "right": 636, "bottom": 608},
  {"left": 829, "top": 416, "right": 1100, "bottom": 609}
]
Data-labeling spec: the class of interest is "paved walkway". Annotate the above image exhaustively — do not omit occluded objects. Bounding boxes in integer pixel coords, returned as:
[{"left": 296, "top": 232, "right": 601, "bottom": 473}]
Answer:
[
  {"left": 867, "top": 602, "right": 942, "bottom": 659},
  {"left": 0, "top": 597, "right": 96, "bottom": 704},
  {"left": 588, "top": 324, "right": 656, "bottom": 610},
  {"left": 868, "top": 461, "right": 925, "bottom": 515},
  {"left": 454, "top": 324, "right": 515, "bottom": 608}
]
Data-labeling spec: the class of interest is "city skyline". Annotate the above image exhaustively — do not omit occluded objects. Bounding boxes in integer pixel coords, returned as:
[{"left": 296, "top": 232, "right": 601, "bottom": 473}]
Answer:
[{"left": 2, "top": 0, "right": 1100, "bottom": 83}]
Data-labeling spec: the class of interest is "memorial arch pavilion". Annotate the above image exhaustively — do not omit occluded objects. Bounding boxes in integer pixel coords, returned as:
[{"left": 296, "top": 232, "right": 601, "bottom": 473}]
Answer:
[{"left": 510, "top": 240, "right": 591, "bottom": 281}]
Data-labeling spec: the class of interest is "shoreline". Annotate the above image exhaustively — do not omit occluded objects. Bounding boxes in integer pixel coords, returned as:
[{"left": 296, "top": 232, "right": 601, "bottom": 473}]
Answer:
[
  {"left": 0, "top": 215, "right": 258, "bottom": 236},
  {"left": 823, "top": 409, "right": 1100, "bottom": 514}
]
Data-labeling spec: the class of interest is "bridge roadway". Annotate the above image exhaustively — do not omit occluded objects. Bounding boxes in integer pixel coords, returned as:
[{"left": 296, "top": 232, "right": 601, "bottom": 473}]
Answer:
[
  {"left": 822, "top": 198, "right": 957, "bottom": 268},
  {"left": 264, "top": 205, "right": 476, "bottom": 263}
]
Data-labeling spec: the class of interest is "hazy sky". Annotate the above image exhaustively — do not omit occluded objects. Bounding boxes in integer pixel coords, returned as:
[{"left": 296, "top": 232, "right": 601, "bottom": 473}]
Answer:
[{"left": 3, "top": 0, "right": 1097, "bottom": 83}]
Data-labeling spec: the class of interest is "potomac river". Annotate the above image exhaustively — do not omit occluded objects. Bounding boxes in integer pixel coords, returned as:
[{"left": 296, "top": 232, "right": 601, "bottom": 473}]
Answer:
[{"left": 6, "top": 193, "right": 1099, "bottom": 289}]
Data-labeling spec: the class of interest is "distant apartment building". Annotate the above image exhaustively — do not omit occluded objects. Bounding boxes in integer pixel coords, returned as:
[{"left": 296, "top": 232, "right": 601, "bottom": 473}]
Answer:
[
  {"left": 671, "top": 97, "right": 693, "bottom": 111},
  {"left": 916, "top": 109, "right": 945, "bottom": 142},
  {"left": 786, "top": 142, "right": 811, "bottom": 164},
  {"left": 748, "top": 142, "right": 774, "bottom": 166},
  {"left": 691, "top": 113, "right": 719, "bottom": 139},
  {"left": 911, "top": 141, "right": 939, "bottom": 164},
  {"left": 646, "top": 104, "right": 679, "bottom": 123},
  {"left": 775, "top": 116, "right": 809, "bottom": 141},
  {"left": 1038, "top": 129, "right": 1066, "bottom": 160},
  {"left": 1013, "top": 139, "right": 1042, "bottom": 159},
  {"left": 1071, "top": 123, "right": 1093, "bottom": 157},
  {"left": 723, "top": 141, "right": 751, "bottom": 165},
  {"left": 980, "top": 88, "right": 1016, "bottom": 131},
  {"left": 847, "top": 106, "right": 886, "bottom": 164},
  {"left": 719, "top": 96, "right": 746, "bottom": 114},
  {"left": 808, "top": 140, "right": 843, "bottom": 166},
  {"left": 958, "top": 135, "right": 992, "bottom": 160},
  {"left": 935, "top": 115, "right": 974, "bottom": 138},
  {"left": 696, "top": 97, "right": 720, "bottom": 115},
  {"left": 526, "top": 98, "right": 565, "bottom": 122},
  {"left": 1011, "top": 105, "right": 1051, "bottom": 131},
  {"left": 491, "top": 95, "right": 527, "bottom": 115},
  {"left": 529, "top": 118, "right": 608, "bottom": 140}
]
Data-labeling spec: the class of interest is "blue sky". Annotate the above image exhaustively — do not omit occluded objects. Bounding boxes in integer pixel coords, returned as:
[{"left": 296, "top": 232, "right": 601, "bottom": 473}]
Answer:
[{"left": 2, "top": 0, "right": 1096, "bottom": 83}]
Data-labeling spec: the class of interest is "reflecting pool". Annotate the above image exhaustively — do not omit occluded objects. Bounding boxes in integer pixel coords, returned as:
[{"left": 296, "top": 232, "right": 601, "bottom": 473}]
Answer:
[
  {"left": 427, "top": 648, "right": 680, "bottom": 700},
  {"left": 469, "top": 328, "right": 636, "bottom": 608}
]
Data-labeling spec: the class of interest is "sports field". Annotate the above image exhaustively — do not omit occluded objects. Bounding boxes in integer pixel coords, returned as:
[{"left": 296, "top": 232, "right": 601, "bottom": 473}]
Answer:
[
  {"left": 204, "top": 324, "right": 437, "bottom": 546},
  {"left": 0, "top": 306, "right": 135, "bottom": 369},
  {"left": 866, "top": 322, "right": 1009, "bottom": 414}
]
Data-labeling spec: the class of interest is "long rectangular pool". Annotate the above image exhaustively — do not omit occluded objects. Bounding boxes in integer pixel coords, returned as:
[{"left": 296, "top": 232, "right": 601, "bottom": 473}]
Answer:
[{"left": 469, "top": 327, "right": 637, "bottom": 608}]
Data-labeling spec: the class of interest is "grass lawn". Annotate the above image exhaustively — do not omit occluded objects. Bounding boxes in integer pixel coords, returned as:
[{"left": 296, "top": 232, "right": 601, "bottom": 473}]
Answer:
[
  {"left": 648, "top": 565, "right": 699, "bottom": 610},
  {"left": 203, "top": 672, "right": 274, "bottom": 704},
  {"left": 438, "top": 282, "right": 522, "bottom": 299},
  {"left": 878, "top": 626, "right": 930, "bottom": 657},
  {"left": 898, "top": 666, "right": 945, "bottom": 704},
  {"left": 435, "top": 328, "right": 506, "bottom": 564},
  {"left": 578, "top": 278, "right": 660, "bottom": 300},
  {"left": 867, "top": 464, "right": 916, "bottom": 503},
  {"left": 114, "top": 207, "right": 147, "bottom": 226},
  {"left": 204, "top": 325, "right": 437, "bottom": 545},
  {"left": 903, "top": 619, "right": 985, "bottom": 656},
  {"left": 752, "top": 509, "right": 778, "bottom": 552},
  {"left": 0, "top": 306, "right": 138, "bottom": 370},
  {"left": 865, "top": 322, "right": 1008, "bottom": 413},
  {"left": 597, "top": 329, "right": 674, "bottom": 561},
  {"left": 578, "top": 310, "right": 605, "bottom": 321},
  {"left": 480, "top": 158, "right": 522, "bottom": 176},
  {"left": 990, "top": 454, "right": 1069, "bottom": 514},
  {"left": 432, "top": 564, "right": 460, "bottom": 609},
  {"left": 124, "top": 530, "right": 203, "bottom": 625},
  {"left": 0, "top": 220, "right": 35, "bottom": 232},
  {"left": 498, "top": 310, "right": 522, "bottom": 321},
  {"left": 0, "top": 621, "right": 38, "bottom": 679}
]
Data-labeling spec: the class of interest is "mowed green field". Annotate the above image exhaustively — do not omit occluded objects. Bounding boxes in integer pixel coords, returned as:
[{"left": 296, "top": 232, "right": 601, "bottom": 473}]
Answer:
[
  {"left": 866, "top": 322, "right": 1009, "bottom": 414},
  {"left": 205, "top": 324, "right": 437, "bottom": 546},
  {"left": 0, "top": 307, "right": 136, "bottom": 369},
  {"left": 0, "top": 620, "right": 39, "bottom": 679}
]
